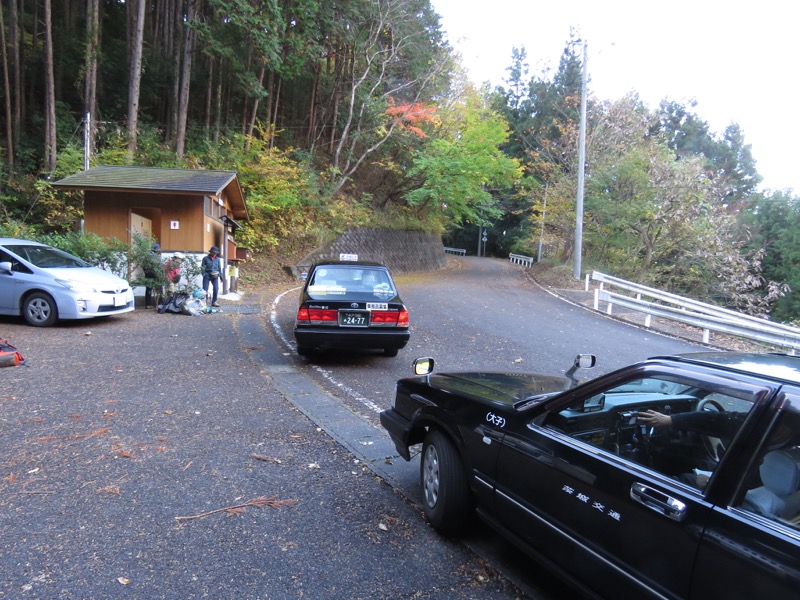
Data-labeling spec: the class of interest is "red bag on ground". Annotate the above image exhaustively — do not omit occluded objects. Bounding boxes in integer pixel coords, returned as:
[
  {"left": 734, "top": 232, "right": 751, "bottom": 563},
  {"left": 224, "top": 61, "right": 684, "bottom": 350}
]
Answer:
[{"left": 0, "top": 338, "right": 25, "bottom": 367}]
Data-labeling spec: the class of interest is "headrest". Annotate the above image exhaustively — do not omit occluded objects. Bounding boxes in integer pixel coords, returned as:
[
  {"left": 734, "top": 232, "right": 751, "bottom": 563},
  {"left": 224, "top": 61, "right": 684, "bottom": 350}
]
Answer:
[{"left": 760, "top": 447, "right": 800, "bottom": 497}]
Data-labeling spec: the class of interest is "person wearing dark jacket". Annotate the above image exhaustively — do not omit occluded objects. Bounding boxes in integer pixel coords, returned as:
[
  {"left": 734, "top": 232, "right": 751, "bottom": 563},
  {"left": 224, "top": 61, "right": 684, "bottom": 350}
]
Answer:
[
  {"left": 202, "top": 246, "right": 223, "bottom": 307},
  {"left": 142, "top": 243, "right": 162, "bottom": 308}
]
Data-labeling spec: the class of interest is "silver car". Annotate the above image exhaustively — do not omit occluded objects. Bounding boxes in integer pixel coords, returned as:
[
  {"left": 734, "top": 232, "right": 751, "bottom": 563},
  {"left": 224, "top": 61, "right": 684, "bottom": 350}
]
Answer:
[{"left": 0, "top": 238, "right": 134, "bottom": 327}]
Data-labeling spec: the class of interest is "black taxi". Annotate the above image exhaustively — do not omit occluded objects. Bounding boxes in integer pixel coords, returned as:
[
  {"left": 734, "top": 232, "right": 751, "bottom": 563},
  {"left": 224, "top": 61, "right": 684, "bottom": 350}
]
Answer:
[
  {"left": 293, "top": 256, "right": 409, "bottom": 357},
  {"left": 380, "top": 352, "right": 800, "bottom": 599}
]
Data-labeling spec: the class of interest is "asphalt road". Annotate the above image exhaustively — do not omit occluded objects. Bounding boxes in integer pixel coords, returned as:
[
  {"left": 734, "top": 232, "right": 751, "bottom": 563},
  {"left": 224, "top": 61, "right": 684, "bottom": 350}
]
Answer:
[
  {"left": 0, "top": 300, "right": 524, "bottom": 598},
  {"left": 268, "top": 256, "right": 706, "bottom": 597},
  {"left": 0, "top": 257, "right": 705, "bottom": 599}
]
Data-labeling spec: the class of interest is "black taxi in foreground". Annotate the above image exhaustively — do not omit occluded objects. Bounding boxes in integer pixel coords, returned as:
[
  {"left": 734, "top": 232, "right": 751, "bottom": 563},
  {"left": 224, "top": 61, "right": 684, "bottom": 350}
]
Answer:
[
  {"left": 293, "top": 257, "right": 409, "bottom": 357},
  {"left": 380, "top": 352, "right": 800, "bottom": 599}
]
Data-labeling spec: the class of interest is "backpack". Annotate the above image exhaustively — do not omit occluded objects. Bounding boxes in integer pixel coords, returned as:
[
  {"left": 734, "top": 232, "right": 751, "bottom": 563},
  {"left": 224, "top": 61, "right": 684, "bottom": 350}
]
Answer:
[
  {"left": 158, "top": 292, "right": 189, "bottom": 314},
  {"left": 0, "top": 338, "right": 25, "bottom": 367}
]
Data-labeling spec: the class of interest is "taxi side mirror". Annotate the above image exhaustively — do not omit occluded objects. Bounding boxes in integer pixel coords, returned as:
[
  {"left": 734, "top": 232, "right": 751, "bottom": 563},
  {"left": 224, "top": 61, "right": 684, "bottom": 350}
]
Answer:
[
  {"left": 0, "top": 261, "right": 12, "bottom": 274},
  {"left": 565, "top": 354, "right": 596, "bottom": 386},
  {"left": 413, "top": 357, "right": 435, "bottom": 375}
]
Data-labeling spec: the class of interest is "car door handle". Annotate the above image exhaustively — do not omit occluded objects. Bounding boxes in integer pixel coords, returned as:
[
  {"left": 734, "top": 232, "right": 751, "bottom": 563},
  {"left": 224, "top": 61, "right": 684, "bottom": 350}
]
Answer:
[{"left": 630, "top": 482, "right": 687, "bottom": 522}]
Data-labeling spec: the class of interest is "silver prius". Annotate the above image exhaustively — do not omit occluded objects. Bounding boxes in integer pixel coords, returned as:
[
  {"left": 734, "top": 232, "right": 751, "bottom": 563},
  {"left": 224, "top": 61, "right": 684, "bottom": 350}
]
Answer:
[{"left": 0, "top": 238, "right": 134, "bottom": 327}]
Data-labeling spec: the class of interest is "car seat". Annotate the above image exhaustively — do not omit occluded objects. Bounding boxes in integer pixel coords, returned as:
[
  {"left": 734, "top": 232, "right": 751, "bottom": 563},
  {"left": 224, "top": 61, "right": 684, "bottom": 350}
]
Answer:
[{"left": 744, "top": 447, "right": 800, "bottom": 520}]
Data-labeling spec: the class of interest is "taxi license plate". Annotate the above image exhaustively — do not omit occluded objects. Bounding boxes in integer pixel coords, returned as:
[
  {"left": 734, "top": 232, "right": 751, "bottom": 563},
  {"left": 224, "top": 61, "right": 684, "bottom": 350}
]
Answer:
[{"left": 339, "top": 310, "right": 368, "bottom": 326}]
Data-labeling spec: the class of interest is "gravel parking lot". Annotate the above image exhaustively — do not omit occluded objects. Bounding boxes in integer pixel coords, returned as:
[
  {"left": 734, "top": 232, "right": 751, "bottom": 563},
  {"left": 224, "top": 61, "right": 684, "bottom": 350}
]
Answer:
[{"left": 0, "top": 306, "right": 524, "bottom": 599}]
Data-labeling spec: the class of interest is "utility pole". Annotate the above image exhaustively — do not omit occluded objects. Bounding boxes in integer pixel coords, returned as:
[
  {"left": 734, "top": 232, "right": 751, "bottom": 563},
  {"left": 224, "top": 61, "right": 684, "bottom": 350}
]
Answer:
[
  {"left": 537, "top": 183, "right": 548, "bottom": 263},
  {"left": 573, "top": 40, "right": 588, "bottom": 280}
]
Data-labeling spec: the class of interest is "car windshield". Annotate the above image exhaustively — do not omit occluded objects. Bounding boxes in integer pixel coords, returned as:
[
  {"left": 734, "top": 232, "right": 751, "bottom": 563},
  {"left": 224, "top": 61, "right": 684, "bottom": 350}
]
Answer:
[
  {"left": 306, "top": 266, "right": 396, "bottom": 300},
  {"left": 6, "top": 244, "right": 89, "bottom": 268}
]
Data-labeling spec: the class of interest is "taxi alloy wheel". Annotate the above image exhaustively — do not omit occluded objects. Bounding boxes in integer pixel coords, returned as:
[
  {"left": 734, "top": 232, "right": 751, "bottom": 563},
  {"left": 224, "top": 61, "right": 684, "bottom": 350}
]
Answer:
[{"left": 420, "top": 429, "right": 470, "bottom": 534}]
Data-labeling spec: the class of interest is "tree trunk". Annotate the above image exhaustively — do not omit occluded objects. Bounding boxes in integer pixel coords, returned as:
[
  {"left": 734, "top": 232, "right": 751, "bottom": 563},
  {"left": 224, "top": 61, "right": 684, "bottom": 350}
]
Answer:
[
  {"left": 175, "top": 0, "right": 196, "bottom": 157},
  {"left": 126, "top": 0, "right": 146, "bottom": 157},
  {"left": 264, "top": 68, "right": 274, "bottom": 144},
  {"left": 204, "top": 55, "right": 213, "bottom": 135},
  {"left": 165, "top": 0, "right": 181, "bottom": 142},
  {"left": 84, "top": 0, "right": 99, "bottom": 161},
  {"left": 306, "top": 65, "right": 319, "bottom": 151},
  {"left": 0, "top": 1, "right": 14, "bottom": 170},
  {"left": 43, "top": 0, "right": 57, "bottom": 172},
  {"left": 269, "top": 76, "right": 281, "bottom": 152},
  {"left": 9, "top": 0, "right": 20, "bottom": 146},
  {"left": 245, "top": 62, "right": 266, "bottom": 145},
  {"left": 213, "top": 69, "right": 222, "bottom": 143}
]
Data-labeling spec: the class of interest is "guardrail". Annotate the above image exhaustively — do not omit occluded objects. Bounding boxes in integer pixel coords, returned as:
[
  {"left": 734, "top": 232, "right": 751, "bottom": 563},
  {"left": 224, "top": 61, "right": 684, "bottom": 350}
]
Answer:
[
  {"left": 590, "top": 271, "right": 800, "bottom": 352},
  {"left": 509, "top": 253, "right": 534, "bottom": 267},
  {"left": 444, "top": 247, "right": 466, "bottom": 256}
]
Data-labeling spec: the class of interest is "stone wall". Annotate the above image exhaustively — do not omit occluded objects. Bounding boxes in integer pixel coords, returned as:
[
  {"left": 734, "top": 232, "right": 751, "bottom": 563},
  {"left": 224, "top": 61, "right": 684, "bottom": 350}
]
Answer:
[{"left": 298, "top": 228, "right": 447, "bottom": 274}]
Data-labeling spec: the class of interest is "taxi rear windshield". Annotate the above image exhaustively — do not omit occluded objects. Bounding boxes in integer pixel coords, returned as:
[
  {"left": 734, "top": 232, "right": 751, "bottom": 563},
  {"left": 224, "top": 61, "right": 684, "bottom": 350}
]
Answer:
[{"left": 306, "top": 267, "right": 396, "bottom": 299}]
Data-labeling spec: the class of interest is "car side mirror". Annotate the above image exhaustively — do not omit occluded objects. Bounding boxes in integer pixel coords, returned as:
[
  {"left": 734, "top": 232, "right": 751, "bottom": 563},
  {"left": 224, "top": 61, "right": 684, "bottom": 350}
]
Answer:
[
  {"left": 0, "top": 261, "right": 12, "bottom": 274},
  {"left": 564, "top": 353, "right": 596, "bottom": 386},
  {"left": 413, "top": 357, "right": 434, "bottom": 375}
]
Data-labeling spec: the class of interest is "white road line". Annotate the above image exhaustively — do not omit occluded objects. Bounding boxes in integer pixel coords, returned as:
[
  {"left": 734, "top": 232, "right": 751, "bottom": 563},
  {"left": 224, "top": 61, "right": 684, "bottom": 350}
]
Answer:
[{"left": 270, "top": 288, "right": 384, "bottom": 414}]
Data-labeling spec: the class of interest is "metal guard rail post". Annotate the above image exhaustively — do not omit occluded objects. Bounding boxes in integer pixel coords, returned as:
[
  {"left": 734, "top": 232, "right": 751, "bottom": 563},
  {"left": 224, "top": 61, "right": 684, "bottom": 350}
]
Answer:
[
  {"left": 509, "top": 253, "right": 534, "bottom": 267},
  {"left": 590, "top": 271, "right": 800, "bottom": 352}
]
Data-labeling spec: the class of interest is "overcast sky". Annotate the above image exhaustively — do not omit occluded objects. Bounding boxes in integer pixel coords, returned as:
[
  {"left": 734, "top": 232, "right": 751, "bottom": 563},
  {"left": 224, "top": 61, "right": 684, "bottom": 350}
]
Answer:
[{"left": 431, "top": 0, "right": 799, "bottom": 193}]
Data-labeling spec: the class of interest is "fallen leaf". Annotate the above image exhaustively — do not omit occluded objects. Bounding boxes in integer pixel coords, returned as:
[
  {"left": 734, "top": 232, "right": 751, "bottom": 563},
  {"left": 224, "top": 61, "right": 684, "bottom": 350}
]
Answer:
[
  {"left": 250, "top": 453, "right": 282, "bottom": 464},
  {"left": 117, "top": 577, "right": 131, "bottom": 585},
  {"left": 84, "top": 428, "right": 111, "bottom": 440}
]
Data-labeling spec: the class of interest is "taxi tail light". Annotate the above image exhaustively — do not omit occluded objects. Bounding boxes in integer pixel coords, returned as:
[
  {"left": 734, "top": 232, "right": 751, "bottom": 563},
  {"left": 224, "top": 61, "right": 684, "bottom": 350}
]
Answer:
[
  {"left": 370, "top": 308, "right": 409, "bottom": 327},
  {"left": 397, "top": 307, "right": 409, "bottom": 327},
  {"left": 296, "top": 307, "right": 338, "bottom": 323}
]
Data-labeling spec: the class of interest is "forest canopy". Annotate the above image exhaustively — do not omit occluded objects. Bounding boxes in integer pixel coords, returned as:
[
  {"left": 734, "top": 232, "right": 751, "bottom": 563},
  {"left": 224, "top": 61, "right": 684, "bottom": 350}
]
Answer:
[{"left": 1, "top": 1, "right": 799, "bottom": 321}]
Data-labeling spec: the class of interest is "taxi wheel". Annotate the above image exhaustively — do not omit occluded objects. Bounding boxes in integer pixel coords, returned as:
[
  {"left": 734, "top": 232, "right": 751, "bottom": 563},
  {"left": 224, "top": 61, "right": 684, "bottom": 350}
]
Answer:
[
  {"left": 297, "top": 346, "right": 312, "bottom": 357},
  {"left": 420, "top": 429, "right": 470, "bottom": 534},
  {"left": 23, "top": 292, "right": 58, "bottom": 327}
]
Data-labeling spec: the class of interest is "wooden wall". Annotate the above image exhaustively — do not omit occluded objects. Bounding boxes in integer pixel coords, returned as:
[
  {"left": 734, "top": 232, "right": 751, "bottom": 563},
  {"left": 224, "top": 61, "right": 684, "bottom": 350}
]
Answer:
[{"left": 84, "top": 191, "right": 210, "bottom": 252}]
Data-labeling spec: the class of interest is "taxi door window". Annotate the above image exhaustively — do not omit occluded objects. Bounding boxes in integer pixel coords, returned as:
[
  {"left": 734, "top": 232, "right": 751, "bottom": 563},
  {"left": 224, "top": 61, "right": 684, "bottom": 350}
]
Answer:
[
  {"left": 738, "top": 400, "right": 800, "bottom": 530},
  {"left": 546, "top": 375, "right": 755, "bottom": 489}
]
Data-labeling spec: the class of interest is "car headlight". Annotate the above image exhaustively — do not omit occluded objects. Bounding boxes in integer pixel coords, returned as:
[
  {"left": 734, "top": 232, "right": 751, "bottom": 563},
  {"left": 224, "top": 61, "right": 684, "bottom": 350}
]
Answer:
[{"left": 55, "top": 279, "right": 98, "bottom": 293}]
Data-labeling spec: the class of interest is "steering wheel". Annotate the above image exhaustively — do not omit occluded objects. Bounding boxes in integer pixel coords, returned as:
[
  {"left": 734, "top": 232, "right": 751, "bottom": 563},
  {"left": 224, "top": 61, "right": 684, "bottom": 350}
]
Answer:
[
  {"left": 697, "top": 398, "right": 725, "bottom": 413},
  {"left": 696, "top": 397, "right": 726, "bottom": 461}
]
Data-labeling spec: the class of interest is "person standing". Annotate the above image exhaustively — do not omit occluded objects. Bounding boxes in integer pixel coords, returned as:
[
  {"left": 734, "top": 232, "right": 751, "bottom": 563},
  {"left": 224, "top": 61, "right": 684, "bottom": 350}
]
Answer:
[
  {"left": 142, "top": 243, "right": 162, "bottom": 308},
  {"left": 202, "top": 246, "right": 223, "bottom": 307},
  {"left": 164, "top": 252, "right": 185, "bottom": 293}
]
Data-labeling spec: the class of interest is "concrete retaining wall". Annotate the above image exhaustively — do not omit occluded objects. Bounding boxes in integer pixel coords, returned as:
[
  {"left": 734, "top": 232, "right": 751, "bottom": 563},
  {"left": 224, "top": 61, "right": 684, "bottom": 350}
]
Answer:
[{"left": 298, "top": 228, "right": 447, "bottom": 274}]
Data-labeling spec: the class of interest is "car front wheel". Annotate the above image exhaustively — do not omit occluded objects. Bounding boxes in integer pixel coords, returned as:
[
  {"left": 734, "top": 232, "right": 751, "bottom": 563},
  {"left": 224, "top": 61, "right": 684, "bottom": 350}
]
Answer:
[
  {"left": 420, "top": 429, "right": 471, "bottom": 533},
  {"left": 23, "top": 292, "right": 58, "bottom": 327}
]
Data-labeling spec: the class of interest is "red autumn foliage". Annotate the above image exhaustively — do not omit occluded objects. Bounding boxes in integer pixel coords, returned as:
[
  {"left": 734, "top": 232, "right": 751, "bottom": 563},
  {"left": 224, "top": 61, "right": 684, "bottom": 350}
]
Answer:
[{"left": 385, "top": 97, "right": 437, "bottom": 139}]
